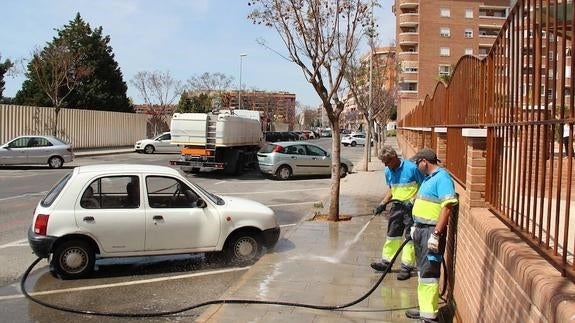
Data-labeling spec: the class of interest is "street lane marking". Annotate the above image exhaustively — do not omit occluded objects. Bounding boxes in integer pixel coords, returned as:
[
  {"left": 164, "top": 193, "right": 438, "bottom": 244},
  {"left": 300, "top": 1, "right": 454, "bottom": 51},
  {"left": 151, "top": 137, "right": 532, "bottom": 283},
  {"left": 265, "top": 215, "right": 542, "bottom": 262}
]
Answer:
[
  {"left": 279, "top": 223, "right": 297, "bottom": 228},
  {"left": 217, "top": 188, "right": 327, "bottom": 195},
  {"left": 0, "top": 239, "right": 28, "bottom": 249},
  {"left": 0, "top": 266, "right": 250, "bottom": 301},
  {"left": 214, "top": 181, "right": 226, "bottom": 185},
  {"left": 0, "top": 192, "right": 46, "bottom": 202}
]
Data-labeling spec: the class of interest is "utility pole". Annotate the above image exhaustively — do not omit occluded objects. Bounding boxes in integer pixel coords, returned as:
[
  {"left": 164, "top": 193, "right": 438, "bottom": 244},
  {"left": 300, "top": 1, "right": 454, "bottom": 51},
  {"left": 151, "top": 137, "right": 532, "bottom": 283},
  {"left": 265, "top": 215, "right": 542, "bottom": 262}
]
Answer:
[
  {"left": 368, "top": 0, "right": 374, "bottom": 162},
  {"left": 239, "top": 53, "right": 247, "bottom": 109}
]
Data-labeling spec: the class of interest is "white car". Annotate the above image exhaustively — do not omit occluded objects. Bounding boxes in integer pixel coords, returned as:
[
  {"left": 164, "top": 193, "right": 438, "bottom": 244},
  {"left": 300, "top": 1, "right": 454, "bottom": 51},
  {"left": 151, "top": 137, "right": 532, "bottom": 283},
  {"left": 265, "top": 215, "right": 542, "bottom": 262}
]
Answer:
[
  {"left": 0, "top": 135, "right": 74, "bottom": 168},
  {"left": 27, "top": 164, "right": 280, "bottom": 279},
  {"left": 134, "top": 132, "right": 181, "bottom": 154},
  {"left": 341, "top": 133, "right": 371, "bottom": 147}
]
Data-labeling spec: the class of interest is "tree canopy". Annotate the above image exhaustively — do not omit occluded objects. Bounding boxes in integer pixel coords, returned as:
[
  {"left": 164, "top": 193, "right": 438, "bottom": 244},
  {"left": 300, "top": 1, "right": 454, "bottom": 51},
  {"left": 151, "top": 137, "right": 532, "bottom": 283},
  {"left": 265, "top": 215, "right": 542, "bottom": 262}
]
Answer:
[
  {"left": 15, "top": 13, "right": 132, "bottom": 112},
  {"left": 0, "top": 55, "right": 14, "bottom": 100}
]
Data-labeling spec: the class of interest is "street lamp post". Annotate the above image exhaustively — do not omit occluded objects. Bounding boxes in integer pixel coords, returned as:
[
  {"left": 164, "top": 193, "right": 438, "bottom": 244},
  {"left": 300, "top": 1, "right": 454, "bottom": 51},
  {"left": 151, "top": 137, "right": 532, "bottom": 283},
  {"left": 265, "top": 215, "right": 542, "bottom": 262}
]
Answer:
[{"left": 239, "top": 53, "right": 247, "bottom": 109}]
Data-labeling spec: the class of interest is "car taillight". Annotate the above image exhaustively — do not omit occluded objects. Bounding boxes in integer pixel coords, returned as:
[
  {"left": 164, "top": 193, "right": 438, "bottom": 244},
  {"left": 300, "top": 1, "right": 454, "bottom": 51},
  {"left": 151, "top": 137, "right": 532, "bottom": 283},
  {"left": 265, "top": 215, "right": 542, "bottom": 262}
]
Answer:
[
  {"left": 272, "top": 145, "right": 284, "bottom": 153},
  {"left": 34, "top": 214, "right": 49, "bottom": 235}
]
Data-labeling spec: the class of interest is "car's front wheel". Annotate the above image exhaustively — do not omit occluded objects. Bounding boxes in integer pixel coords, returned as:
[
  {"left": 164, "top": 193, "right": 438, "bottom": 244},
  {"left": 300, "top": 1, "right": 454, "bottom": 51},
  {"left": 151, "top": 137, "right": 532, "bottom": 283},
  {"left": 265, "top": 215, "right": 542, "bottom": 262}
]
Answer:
[
  {"left": 351, "top": 141, "right": 357, "bottom": 147},
  {"left": 51, "top": 240, "right": 95, "bottom": 279},
  {"left": 144, "top": 145, "right": 155, "bottom": 154},
  {"left": 225, "top": 232, "right": 263, "bottom": 265},
  {"left": 340, "top": 164, "right": 349, "bottom": 178},
  {"left": 48, "top": 156, "right": 64, "bottom": 169},
  {"left": 276, "top": 165, "right": 292, "bottom": 180}
]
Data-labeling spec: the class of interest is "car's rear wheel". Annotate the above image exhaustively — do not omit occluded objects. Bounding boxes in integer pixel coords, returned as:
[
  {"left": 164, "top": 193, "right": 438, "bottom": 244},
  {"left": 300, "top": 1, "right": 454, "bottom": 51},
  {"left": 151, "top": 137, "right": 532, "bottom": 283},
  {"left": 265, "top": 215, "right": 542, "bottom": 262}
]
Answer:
[
  {"left": 276, "top": 165, "right": 292, "bottom": 180},
  {"left": 144, "top": 145, "right": 155, "bottom": 154},
  {"left": 343, "top": 143, "right": 349, "bottom": 147},
  {"left": 225, "top": 232, "right": 263, "bottom": 265},
  {"left": 48, "top": 156, "right": 64, "bottom": 169},
  {"left": 51, "top": 240, "right": 95, "bottom": 279},
  {"left": 351, "top": 141, "right": 357, "bottom": 147},
  {"left": 340, "top": 164, "right": 349, "bottom": 178}
]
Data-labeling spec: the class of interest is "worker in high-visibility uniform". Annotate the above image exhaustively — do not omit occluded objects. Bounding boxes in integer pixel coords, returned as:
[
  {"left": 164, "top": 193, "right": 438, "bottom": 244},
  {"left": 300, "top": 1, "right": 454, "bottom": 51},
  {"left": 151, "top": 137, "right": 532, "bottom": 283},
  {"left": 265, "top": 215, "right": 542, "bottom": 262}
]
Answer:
[
  {"left": 405, "top": 148, "right": 458, "bottom": 322},
  {"left": 370, "top": 145, "right": 424, "bottom": 280}
]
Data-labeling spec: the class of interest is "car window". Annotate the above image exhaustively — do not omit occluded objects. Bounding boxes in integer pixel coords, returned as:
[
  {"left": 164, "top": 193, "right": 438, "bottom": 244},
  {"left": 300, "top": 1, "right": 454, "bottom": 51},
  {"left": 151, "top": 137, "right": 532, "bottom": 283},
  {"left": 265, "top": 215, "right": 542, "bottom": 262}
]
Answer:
[
  {"left": 146, "top": 176, "right": 199, "bottom": 208},
  {"left": 157, "top": 133, "right": 170, "bottom": 141},
  {"left": 28, "top": 137, "right": 52, "bottom": 147},
  {"left": 285, "top": 145, "right": 306, "bottom": 155},
  {"left": 306, "top": 145, "right": 327, "bottom": 156},
  {"left": 84, "top": 176, "right": 140, "bottom": 209},
  {"left": 259, "top": 143, "right": 277, "bottom": 153},
  {"left": 7, "top": 137, "right": 29, "bottom": 148},
  {"left": 41, "top": 173, "right": 72, "bottom": 207}
]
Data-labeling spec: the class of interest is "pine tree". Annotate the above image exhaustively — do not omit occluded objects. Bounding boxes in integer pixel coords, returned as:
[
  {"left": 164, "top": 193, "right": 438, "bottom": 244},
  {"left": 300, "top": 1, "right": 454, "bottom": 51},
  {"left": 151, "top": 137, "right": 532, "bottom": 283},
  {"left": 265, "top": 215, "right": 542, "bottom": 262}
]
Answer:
[{"left": 16, "top": 13, "right": 132, "bottom": 112}]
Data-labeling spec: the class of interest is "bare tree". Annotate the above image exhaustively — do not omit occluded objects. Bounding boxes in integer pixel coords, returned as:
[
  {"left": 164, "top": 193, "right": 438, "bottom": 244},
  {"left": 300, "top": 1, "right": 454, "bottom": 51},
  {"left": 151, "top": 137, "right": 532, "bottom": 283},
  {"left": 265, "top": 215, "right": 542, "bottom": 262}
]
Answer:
[
  {"left": 249, "top": 0, "right": 372, "bottom": 221},
  {"left": 29, "top": 44, "right": 92, "bottom": 135},
  {"left": 345, "top": 46, "right": 400, "bottom": 171},
  {"left": 187, "top": 72, "right": 234, "bottom": 93},
  {"left": 131, "top": 70, "right": 183, "bottom": 136}
]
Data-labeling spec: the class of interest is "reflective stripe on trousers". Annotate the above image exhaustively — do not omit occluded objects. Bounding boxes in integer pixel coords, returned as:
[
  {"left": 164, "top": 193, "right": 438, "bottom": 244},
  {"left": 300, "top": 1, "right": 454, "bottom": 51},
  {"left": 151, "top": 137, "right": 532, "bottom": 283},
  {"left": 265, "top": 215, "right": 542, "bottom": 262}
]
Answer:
[
  {"left": 413, "top": 225, "right": 446, "bottom": 320},
  {"left": 381, "top": 202, "right": 415, "bottom": 269}
]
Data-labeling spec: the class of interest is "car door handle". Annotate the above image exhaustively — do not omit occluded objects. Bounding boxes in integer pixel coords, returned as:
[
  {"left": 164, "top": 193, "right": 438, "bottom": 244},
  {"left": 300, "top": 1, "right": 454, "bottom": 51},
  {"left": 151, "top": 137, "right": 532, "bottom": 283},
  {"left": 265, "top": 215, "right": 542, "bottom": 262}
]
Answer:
[
  {"left": 291, "top": 156, "right": 297, "bottom": 159},
  {"left": 153, "top": 215, "right": 164, "bottom": 221},
  {"left": 83, "top": 216, "right": 95, "bottom": 222}
]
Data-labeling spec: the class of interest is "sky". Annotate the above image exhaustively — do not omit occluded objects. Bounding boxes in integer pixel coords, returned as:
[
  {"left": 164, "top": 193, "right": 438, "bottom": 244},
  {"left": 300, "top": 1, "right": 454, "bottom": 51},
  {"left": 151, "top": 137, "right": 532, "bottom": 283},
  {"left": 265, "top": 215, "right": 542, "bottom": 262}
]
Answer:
[{"left": 1, "top": 0, "right": 395, "bottom": 108}]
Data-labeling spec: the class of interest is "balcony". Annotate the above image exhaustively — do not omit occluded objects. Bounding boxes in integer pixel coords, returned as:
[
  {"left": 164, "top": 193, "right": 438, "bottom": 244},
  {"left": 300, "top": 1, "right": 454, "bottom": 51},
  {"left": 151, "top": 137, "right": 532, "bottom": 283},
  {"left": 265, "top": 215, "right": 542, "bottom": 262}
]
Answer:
[
  {"left": 398, "top": 0, "right": 418, "bottom": 9},
  {"left": 398, "top": 33, "right": 419, "bottom": 45},
  {"left": 399, "top": 14, "right": 419, "bottom": 27},
  {"left": 399, "top": 51, "right": 419, "bottom": 61}
]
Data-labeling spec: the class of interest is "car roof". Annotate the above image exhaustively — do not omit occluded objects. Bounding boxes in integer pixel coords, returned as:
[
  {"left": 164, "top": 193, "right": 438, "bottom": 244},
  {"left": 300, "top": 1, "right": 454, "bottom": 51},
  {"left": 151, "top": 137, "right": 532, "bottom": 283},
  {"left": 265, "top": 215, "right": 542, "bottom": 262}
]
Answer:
[{"left": 74, "top": 164, "right": 180, "bottom": 176}]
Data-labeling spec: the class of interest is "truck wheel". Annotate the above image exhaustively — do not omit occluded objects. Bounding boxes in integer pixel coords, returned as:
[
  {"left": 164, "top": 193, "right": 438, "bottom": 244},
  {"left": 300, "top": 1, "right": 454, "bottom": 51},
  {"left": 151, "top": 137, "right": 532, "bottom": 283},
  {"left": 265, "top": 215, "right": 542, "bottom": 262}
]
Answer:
[
  {"left": 144, "top": 145, "right": 155, "bottom": 154},
  {"left": 51, "top": 240, "right": 95, "bottom": 279},
  {"left": 276, "top": 165, "right": 292, "bottom": 180},
  {"left": 224, "top": 232, "right": 262, "bottom": 265}
]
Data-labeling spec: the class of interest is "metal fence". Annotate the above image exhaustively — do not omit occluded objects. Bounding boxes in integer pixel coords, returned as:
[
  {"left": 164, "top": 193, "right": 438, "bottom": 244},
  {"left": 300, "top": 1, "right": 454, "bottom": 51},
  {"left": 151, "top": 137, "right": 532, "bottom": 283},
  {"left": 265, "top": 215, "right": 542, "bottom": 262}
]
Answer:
[
  {"left": 0, "top": 104, "right": 148, "bottom": 148},
  {"left": 399, "top": 0, "right": 575, "bottom": 280}
]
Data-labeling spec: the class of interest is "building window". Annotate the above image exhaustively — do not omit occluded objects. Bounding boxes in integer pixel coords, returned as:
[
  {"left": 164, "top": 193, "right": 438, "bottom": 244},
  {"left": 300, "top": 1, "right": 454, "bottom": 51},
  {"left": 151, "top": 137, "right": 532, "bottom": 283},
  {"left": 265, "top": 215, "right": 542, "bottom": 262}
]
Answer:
[
  {"left": 465, "top": 9, "right": 473, "bottom": 18},
  {"left": 439, "top": 65, "right": 451, "bottom": 76},
  {"left": 440, "top": 8, "right": 450, "bottom": 17},
  {"left": 400, "top": 82, "right": 418, "bottom": 91},
  {"left": 404, "top": 66, "right": 418, "bottom": 73},
  {"left": 440, "top": 47, "right": 450, "bottom": 57},
  {"left": 464, "top": 29, "right": 473, "bottom": 38},
  {"left": 465, "top": 48, "right": 473, "bottom": 55},
  {"left": 440, "top": 27, "right": 450, "bottom": 37}
]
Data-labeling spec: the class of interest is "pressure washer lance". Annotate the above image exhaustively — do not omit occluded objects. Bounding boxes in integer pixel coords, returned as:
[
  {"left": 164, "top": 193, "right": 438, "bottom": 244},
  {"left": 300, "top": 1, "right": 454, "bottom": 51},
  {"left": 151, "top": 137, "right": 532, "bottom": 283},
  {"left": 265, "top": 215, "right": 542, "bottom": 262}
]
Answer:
[{"left": 20, "top": 200, "right": 411, "bottom": 318}]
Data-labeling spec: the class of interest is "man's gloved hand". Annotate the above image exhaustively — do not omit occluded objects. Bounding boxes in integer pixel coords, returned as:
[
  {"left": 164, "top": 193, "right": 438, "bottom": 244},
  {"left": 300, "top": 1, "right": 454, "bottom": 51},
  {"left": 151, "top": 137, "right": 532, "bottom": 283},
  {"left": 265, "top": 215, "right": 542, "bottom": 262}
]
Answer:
[
  {"left": 410, "top": 226, "right": 416, "bottom": 240},
  {"left": 373, "top": 203, "right": 386, "bottom": 215},
  {"left": 427, "top": 232, "right": 440, "bottom": 253}
]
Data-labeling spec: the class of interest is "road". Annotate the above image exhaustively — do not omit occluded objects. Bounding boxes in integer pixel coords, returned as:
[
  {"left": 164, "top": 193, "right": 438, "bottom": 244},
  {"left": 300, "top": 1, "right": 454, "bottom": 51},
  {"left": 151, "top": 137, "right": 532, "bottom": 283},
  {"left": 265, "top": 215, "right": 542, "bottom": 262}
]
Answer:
[{"left": 0, "top": 138, "right": 368, "bottom": 322}]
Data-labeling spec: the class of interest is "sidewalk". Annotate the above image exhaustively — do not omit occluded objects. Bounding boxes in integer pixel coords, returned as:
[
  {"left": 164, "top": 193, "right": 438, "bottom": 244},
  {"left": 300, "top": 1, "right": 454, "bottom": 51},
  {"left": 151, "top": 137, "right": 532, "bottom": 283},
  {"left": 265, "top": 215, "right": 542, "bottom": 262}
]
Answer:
[{"left": 196, "top": 137, "right": 421, "bottom": 322}]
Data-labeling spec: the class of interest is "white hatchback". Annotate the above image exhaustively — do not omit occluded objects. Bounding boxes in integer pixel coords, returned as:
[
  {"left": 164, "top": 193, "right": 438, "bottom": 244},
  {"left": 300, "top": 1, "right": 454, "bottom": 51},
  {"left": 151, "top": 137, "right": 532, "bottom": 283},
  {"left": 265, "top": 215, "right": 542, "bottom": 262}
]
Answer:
[
  {"left": 341, "top": 133, "right": 372, "bottom": 147},
  {"left": 28, "top": 164, "right": 280, "bottom": 279},
  {"left": 134, "top": 132, "right": 181, "bottom": 154}
]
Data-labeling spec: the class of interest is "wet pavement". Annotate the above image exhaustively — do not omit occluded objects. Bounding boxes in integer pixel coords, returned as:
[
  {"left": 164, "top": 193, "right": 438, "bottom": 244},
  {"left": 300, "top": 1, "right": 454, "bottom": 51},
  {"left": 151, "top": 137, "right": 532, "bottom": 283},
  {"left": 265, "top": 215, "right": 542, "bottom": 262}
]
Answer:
[{"left": 196, "top": 138, "right": 422, "bottom": 322}]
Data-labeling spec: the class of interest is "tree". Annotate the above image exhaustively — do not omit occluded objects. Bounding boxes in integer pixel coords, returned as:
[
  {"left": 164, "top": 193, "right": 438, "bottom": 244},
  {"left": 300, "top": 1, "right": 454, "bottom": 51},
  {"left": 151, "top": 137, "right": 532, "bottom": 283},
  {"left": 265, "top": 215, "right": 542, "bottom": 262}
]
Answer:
[
  {"left": 26, "top": 44, "right": 92, "bottom": 135},
  {"left": 0, "top": 55, "right": 14, "bottom": 100},
  {"left": 176, "top": 92, "right": 211, "bottom": 113},
  {"left": 16, "top": 13, "right": 132, "bottom": 112},
  {"left": 187, "top": 72, "right": 234, "bottom": 94},
  {"left": 249, "top": 0, "right": 372, "bottom": 221},
  {"left": 131, "top": 70, "right": 183, "bottom": 136},
  {"left": 345, "top": 46, "right": 400, "bottom": 171}
]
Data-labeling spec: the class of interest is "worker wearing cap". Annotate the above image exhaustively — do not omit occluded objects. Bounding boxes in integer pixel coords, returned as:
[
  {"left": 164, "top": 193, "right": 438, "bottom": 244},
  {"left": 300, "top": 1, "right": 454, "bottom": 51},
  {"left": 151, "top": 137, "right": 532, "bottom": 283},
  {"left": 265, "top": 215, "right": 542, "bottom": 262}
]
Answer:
[
  {"left": 371, "top": 145, "right": 424, "bottom": 280},
  {"left": 405, "top": 148, "right": 458, "bottom": 322}
]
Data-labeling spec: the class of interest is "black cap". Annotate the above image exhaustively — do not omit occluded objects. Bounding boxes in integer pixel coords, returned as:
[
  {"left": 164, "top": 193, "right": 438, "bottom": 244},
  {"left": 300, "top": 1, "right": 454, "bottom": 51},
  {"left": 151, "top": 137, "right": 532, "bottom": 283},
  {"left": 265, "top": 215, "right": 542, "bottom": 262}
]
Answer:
[{"left": 411, "top": 148, "right": 440, "bottom": 164}]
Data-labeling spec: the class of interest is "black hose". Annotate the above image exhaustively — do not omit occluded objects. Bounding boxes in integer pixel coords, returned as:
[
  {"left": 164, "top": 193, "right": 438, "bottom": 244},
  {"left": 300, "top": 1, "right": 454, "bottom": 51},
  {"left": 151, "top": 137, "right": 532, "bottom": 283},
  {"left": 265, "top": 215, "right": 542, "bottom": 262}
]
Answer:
[{"left": 20, "top": 199, "right": 414, "bottom": 318}]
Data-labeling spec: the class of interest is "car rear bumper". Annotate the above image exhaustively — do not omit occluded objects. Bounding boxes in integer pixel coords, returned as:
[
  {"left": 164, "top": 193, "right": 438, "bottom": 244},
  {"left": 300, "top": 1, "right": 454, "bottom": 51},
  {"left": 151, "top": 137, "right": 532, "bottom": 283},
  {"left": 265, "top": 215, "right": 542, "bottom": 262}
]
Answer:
[
  {"left": 258, "top": 163, "right": 275, "bottom": 174},
  {"left": 262, "top": 227, "right": 280, "bottom": 249},
  {"left": 27, "top": 226, "right": 57, "bottom": 258}
]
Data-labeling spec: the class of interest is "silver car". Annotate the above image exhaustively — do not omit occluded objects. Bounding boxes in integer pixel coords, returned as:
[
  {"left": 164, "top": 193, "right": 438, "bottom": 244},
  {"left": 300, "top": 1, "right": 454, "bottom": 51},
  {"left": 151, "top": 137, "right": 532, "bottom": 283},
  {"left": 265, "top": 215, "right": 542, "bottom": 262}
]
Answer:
[
  {"left": 257, "top": 141, "right": 354, "bottom": 180},
  {"left": 0, "top": 135, "right": 74, "bottom": 168}
]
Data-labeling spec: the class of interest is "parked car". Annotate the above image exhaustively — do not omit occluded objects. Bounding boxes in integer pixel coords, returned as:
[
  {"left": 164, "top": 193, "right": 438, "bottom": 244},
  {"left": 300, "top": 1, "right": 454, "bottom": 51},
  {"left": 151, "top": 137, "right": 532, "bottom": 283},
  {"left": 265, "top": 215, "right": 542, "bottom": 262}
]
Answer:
[
  {"left": 27, "top": 164, "right": 280, "bottom": 279},
  {"left": 320, "top": 129, "right": 332, "bottom": 137},
  {"left": 301, "top": 130, "right": 316, "bottom": 139},
  {"left": 0, "top": 135, "right": 74, "bottom": 168},
  {"left": 341, "top": 133, "right": 372, "bottom": 147},
  {"left": 257, "top": 141, "right": 354, "bottom": 180},
  {"left": 134, "top": 132, "right": 181, "bottom": 154}
]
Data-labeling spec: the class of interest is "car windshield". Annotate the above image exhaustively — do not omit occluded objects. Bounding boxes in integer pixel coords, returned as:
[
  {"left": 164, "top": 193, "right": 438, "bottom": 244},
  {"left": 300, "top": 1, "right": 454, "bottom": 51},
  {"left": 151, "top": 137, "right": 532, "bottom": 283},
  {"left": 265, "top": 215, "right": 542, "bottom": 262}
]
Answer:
[
  {"left": 41, "top": 172, "right": 72, "bottom": 207},
  {"left": 190, "top": 182, "right": 224, "bottom": 205}
]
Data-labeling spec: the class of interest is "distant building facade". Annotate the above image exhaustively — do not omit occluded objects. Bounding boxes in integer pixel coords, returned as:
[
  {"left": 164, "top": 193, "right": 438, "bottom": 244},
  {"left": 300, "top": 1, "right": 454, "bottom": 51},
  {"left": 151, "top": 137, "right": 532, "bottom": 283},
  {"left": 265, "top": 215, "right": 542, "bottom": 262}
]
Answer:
[{"left": 223, "top": 90, "right": 296, "bottom": 131}]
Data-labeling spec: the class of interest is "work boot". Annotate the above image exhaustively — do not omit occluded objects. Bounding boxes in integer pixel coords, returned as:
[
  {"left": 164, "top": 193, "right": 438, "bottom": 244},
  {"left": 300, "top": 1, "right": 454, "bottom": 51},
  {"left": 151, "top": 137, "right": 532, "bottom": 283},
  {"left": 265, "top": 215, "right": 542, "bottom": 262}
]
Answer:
[
  {"left": 405, "top": 308, "right": 420, "bottom": 319},
  {"left": 396, "top": 269, "right": 412, "bottom": 280},
  {"left": 370, "top": 261, "right": 390, "bottom": 272}
]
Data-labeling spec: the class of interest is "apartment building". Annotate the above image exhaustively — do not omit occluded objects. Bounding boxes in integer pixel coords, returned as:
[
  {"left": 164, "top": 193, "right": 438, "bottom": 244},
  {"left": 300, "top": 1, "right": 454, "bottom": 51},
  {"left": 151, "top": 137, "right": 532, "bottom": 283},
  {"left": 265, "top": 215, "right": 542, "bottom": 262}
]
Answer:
[
  {"left": 223, "top": 90, "right": 296, "bottom": 131},
  {"left": 394, "top": 0, "right": 512, "bottom": 118}
]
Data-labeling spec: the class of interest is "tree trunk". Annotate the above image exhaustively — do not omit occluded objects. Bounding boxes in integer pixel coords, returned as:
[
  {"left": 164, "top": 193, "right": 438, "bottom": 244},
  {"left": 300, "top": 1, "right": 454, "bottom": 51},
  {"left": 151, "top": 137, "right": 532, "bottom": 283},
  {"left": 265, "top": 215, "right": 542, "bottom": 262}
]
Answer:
[
  {"left": 52, "top": 107, "right": 61, "bottom": 137},
  {"left": 328, "top": 118, "right": 341, "bottom": 221},
  {"left": 371, "top": 119, "right": 379, "bottom": 159}
]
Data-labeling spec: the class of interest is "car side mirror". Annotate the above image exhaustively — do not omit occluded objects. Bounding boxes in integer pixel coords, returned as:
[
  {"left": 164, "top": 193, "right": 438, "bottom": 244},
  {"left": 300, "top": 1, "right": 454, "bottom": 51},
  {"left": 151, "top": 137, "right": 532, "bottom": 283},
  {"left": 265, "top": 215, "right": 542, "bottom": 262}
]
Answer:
[{"left": 196, "top": 198, "right": 207, "bottom": 208}]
